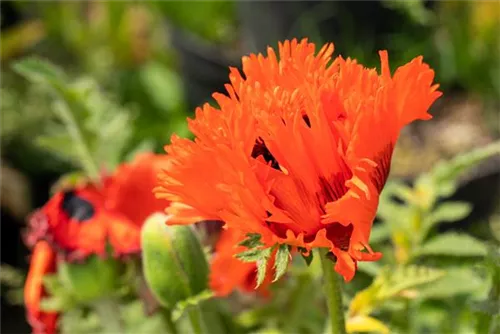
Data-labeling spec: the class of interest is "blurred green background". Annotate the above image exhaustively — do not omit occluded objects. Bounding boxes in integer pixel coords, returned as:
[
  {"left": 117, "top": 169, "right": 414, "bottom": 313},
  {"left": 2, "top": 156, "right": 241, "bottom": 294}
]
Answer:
[{"left": 1, "top": 1, "right": 499, "bottom": 332}]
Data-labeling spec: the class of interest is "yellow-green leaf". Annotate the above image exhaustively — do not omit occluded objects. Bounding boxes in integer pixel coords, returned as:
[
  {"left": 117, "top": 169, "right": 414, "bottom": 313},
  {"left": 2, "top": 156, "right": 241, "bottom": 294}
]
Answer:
[{"left": 346, "top": 315, "right": 390, "bottom": 334}]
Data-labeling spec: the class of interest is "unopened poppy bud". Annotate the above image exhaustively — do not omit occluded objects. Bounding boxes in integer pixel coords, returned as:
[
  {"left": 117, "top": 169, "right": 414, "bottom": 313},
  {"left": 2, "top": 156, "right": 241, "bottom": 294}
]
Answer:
[
  {"left": 58, "top": 255, "right": 121, "bottom": 304},
  {"left": 141, "top": 213, "right": 209, "bottom": 308}
]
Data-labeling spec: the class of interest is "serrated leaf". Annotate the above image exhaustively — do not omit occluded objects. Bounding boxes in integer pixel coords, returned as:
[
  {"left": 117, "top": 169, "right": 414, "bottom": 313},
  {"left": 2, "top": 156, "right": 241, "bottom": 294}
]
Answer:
[
  {"left": 427, "top": 202, "right": 473, "bottom": 225},
  {"left": 378, "top": 266, "right": 445, "bottom": 301},
  {"left": 14, "top": 57, "right": 136, "bottom": 179},
  {"left": 172, "top": 289, "right": 214, "bottom": 321},
  {"left": 256, "top": 257, "right": 269, "bottom": 288},
  {"left": 273, "top": 244, "right": 290, "bottom": 282},
  {"left": 415, "top": 233, "right": 488, "bottom": 257},
  {"left": 236, "top": 247, "right": 271, "bottom": 263},
  {"left": 238, "top": 233, "right": 264, "bottom": 249}
]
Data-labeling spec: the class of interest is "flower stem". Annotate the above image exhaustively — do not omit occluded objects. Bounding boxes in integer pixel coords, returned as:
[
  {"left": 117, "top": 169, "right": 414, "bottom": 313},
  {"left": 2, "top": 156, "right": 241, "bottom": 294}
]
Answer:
[
  {"left": 186, "top": 305, "right": 205, "bottom": 334},
  {"left": 93, "top": 297, "right": 124, "bottom": 334},
  {"left": 318, "top": 248, "right": 347, "bottom": 334},
  {"left": 161, "top": 309, "right": 178, "bottom": 334}
]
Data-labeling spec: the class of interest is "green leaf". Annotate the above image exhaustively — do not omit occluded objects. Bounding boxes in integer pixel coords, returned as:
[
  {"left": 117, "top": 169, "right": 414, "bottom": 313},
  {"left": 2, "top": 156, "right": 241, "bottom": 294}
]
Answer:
[
  {"left": 427, "top": 201, "right": 473, "bottom": 225},
  {"left": 0, "top": 264, "right": 25, "bottom": 287},
  {"left": 430, "top": 140, "right": 500, "bottom": 197},
  {"left": 43, "top": 274, "right": 68, "bottom": 296},
  {"left": 378, "top": 265, "right": 446, "bottom": 300},
  {"left": 39, "top": 296, "right": 72, "bottom": 312},
  {"left": 419, "top": 268, "right": 485, "bottom": 298},
  {"left": 256, "top": 257, "right": 270, "bottom": 288},
  {"left": 236, "top": 248, "right": 270, "bottom": 263},
  {"left": 12, "top": 57, "right": 67, "bottom": 88},
  {"left": 172, "top": 289, "right": 215, "bottom": 321},
  {"left": 13, "top": 57, "right": 136, "bottom": 179},
  {"left": 273, "top": 244, "right": 291, "bottom": 282},
  {"left": 140, "top": 61, "right": 185, "bottom": 114},
  {"left": 357, "top": 262, "right": 382, "bottom": 277},
  {"left": 415, "top": 233, "right": 488, "bottom": 258},
  {"left": 349, "top": 265, "right": 445, "bottom": 316},
  {"left": 238, "top": 233, "right": 264, "bottom": 249},
  {"left": 59, "top": 309, "right": 101, "bottom": 334}
]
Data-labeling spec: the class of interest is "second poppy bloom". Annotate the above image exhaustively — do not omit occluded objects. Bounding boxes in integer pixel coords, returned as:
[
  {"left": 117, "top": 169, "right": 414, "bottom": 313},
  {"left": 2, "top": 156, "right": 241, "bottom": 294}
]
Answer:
[
  {"left": 24, "top": 153, "right": 170, "bottom": 334},
  {"left": 155, "top": 39, "right": 442, "bottom": 281}
]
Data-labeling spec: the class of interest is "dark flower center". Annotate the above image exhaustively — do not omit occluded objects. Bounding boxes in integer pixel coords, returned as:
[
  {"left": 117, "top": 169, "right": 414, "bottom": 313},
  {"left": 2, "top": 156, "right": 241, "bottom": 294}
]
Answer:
[
  {"left": 61, "top": 190, "right": 95, "bottom": 222},
  {"left": 251, "top": 138, "right": 280, "bottom": 170}
]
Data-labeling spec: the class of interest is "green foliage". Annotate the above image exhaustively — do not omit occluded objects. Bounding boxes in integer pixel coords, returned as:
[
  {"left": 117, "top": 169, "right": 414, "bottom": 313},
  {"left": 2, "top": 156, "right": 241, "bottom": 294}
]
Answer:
[
  {"left": 383, "top": 0, "right": 434, "bottom": 26},
  {"left": 151, "top": 1, "right": 237, "bottom": 43},
  {"left": 3, "top": 3, "right": 500, "bottom": 334},
  {"left": 415, "top": 233, "right": 488, "bottom": 258},
  {"left": 273, "top": 245, "right": 291, "bottom": 282},
  {"left": 236, "top": 239, "right": 292, "bottom": 288},
  {"left": 57, "top": 256, "right": 123, "bottom": 305},
  {"left": 13, "top": 57, "right": 136, "bottom": 180},
  {"left": 419, "top": 268, "right": 486, "bottom": 299},
  {"left": 237, "top": 247, "right": 272, "bottom": 288},
  {"left": 239, "top": 233, "right": 264, "bottom": 249},
  {"left": 349, "top": 265, "right": 445, "bottom": 317}
]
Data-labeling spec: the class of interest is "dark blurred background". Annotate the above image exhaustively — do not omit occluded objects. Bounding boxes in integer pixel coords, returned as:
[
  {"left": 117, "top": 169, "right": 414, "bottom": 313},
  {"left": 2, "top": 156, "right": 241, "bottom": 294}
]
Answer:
[{"left": 1, "top": 1, "right": 499, "bottom": 332}]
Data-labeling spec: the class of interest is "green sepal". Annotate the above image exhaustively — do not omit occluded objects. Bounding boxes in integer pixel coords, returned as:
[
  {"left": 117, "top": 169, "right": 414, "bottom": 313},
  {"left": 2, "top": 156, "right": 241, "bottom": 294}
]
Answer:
[{"left": 273, "top": 244, "right": 291, "bottom": 282}]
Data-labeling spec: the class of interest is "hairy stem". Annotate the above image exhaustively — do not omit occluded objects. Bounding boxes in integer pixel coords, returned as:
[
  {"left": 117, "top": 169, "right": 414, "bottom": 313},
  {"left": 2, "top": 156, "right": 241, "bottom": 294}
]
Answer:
[{"left": 318, "top": 248, "right": 346, "bottom": 334}]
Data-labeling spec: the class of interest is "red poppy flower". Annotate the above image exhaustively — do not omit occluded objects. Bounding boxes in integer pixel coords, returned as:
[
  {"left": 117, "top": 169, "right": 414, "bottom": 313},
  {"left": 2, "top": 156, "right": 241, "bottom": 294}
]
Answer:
[
  {"left": 24, "top": 241, "right": 58, "bottom": 334},
  {"left": 155, "top": 38, "right": 442, "bottom": 281},
  {"left": 210, "top": 228, "right": 273, "bottom": 297},
  {"left": 26, "top": 153, "right": 170, "bottom": 259},
  {"left": 26, "top": 186, "right": 142, "bottom": 259},
  {"left": 24, "top": 153, "right": 170, "bottom": 333},
  {"left": 106, "top": 153, "right": 172, "bottom": 227}
]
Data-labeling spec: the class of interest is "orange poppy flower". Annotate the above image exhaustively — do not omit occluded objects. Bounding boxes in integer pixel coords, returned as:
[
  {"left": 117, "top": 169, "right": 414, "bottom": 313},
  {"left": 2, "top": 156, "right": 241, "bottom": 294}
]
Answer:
[
  {"left": 24, "top": 241, "right": 58, "bottom": 334},
  {"left": 210, "top": 228, "right": 273, "bottom": 296},
  {"left": 155, "top": 39, "right": 442, "bottom": 281}
]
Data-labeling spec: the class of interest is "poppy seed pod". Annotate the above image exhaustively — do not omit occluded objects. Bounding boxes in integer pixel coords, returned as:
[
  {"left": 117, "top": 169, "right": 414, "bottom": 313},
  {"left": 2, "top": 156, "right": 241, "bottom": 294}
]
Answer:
[{"left": 141, "top": 213, "right": 209, "bottom": 308}]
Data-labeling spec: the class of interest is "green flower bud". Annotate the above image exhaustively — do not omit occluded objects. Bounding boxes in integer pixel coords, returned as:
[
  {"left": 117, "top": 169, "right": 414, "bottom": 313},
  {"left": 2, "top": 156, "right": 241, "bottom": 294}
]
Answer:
[
  {"left": 58, "top": 255, "right": 121, "bottom": 304},
  {"left": 141, "top": 213, "right": 209, "bottom": 308}
]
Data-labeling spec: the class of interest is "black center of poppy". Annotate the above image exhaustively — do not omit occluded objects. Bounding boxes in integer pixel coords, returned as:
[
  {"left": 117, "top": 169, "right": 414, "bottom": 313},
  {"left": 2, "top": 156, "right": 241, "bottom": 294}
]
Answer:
[
  {"left": 251, "top": 138, "right": 280, "bottom": 170},
  {"left": 61, "top": 190, "right": 95, "bottom": 222}
]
